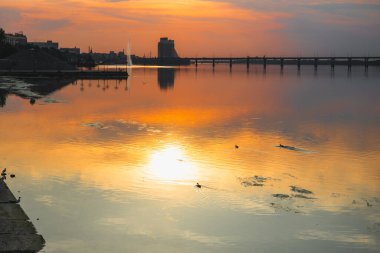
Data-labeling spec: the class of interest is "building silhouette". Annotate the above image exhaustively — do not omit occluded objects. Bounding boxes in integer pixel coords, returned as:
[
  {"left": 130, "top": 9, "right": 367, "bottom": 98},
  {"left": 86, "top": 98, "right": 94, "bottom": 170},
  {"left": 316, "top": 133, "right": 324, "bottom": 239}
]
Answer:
[
  {"left": 158, "top": 37, "right": 178, "bottom": 58},
  {"left": 30, "top": 40, "right": 59, "bottom": 49},
  {"left": 4, "top": 32, "right": 27, "bottom": 46}
]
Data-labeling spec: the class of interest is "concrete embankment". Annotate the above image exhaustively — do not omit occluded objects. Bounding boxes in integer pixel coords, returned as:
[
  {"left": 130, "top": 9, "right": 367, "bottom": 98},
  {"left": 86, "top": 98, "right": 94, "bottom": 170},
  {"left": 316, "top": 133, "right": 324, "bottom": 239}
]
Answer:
[{"left": 0, "top": 180, "right": 45, "bottom": 252}]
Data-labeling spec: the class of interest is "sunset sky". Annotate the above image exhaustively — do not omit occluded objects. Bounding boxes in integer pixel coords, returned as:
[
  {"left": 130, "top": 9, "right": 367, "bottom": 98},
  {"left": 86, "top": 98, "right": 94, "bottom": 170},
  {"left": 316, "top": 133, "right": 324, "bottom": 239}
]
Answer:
[{"left": 1, "top": 0, "right": 379, "bottom": 56}]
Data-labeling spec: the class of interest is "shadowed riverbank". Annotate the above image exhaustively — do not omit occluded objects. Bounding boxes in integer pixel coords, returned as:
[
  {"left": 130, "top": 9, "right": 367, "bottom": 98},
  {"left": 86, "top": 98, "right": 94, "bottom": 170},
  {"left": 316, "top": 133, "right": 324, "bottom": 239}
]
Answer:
[{"left": 0, "top": 179, "right": 45, "bottom": 252}]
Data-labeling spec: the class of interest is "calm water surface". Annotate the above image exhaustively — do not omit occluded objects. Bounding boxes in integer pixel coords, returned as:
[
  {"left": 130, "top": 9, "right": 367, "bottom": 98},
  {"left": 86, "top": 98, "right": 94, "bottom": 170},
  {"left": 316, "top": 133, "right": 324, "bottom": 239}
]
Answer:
[{"left": 1, "top": 65, "right": 380, "bottom": 252}]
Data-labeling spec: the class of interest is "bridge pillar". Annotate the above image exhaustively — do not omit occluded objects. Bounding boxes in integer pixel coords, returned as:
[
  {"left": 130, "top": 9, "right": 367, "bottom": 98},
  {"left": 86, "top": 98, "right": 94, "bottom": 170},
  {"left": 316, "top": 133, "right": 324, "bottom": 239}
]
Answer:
[
  {"left": 364, "top": 57, "right": 369, "bottom": 71},
  {"left": 229, "top": 58, "right": 232, "bottom": 69},
  {"left": 331, "top": 57, "right": 335, "bottom": 71},
  {"left": 314, "top": 58, "right": 318, "bottom": 70},
  {"left": 246, "top": 56, "right": 250, "bottom": 70},
  {"left": 263, "top": 57, "right": 267, "bottom": 70},
  {"left": 195, "top": 58, "right": 198, "bottom": 68},
  {"left": 280, "top": 58, "right": 284, "bottom": 70},
  {"left": 297, "top": 58, "right": 301, "bottom": 70},
  {"left": 212, "top": 58, "right": 215, "bottom": 69}
]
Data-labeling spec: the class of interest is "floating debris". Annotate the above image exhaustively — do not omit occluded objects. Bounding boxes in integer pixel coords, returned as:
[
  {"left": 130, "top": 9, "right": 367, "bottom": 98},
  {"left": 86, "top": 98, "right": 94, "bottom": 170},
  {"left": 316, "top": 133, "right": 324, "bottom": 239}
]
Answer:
[
  {"left": 10, "top": 174, "right": 15, "bottom": 178},
  {"left": 292, "top": 194, "right": 315, "bottom": 200},
  {"left": 253, "top": 175, "right": 268, "bottom": 183},
  {"left": 270, "top": 202, "right": 300, "bottom": 213},
  {"left": 235, "top": 145, "right": 239, "bottom": 149},
  {"left": 239, "top": 175, "right": 270, "bottom": 187},
  {"left": 272, "top": 194, "right": 290, "bottom": 199},
  {"left": 241, "top": 181, "right": 264, "bottom": 187},
  {"left": 290, "top": 186, "right": 313, "bottom": 194},
  {"left": 82, "top": 122, "right": 108, "bottom": 129},
  {"left": 277, "top": 144, "right": 314, "bottom": 153},
  {"left": 278, "top": 144, "right": 297, "bottom": 150}
]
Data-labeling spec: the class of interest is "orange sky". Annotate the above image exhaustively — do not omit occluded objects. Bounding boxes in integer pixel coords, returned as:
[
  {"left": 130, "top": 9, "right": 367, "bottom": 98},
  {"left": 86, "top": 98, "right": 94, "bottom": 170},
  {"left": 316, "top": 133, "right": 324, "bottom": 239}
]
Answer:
[{"left": 1, "top": 0, "right": 379, "bottom": 56}]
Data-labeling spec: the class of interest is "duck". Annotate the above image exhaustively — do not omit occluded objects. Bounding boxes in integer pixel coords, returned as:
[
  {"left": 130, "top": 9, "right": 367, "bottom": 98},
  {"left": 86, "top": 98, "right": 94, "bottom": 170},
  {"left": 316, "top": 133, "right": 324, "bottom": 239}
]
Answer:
[
  {"left": 195, "top": 182, "right": 202, "bottom": 188},
  {"left": 9, "top": 197, "right": 21, "bottom": 204}
]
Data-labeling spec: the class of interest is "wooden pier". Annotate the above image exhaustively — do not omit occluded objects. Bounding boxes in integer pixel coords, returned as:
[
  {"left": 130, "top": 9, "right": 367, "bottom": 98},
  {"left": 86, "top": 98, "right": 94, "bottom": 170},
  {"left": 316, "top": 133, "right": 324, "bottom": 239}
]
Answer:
[
  {"left": 187, "top": 56, "right": 380, "bottom": 70},
  {"left": 0, "top": 180, "right": 45, "bottom": 252}
]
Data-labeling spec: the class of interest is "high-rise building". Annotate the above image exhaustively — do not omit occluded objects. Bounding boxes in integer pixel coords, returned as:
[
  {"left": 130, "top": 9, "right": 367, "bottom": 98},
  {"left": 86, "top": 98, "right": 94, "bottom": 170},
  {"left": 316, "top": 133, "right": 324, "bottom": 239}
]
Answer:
[{"left": 157, "top": 37, "right": 178, "bottom": 58}]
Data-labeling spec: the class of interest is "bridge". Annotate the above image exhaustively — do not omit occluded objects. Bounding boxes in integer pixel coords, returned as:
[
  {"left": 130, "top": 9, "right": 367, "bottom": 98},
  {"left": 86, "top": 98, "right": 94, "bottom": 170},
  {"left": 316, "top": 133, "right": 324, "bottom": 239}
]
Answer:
[{"left": 182, "top": 56, "right": 380, "bottom": 70}]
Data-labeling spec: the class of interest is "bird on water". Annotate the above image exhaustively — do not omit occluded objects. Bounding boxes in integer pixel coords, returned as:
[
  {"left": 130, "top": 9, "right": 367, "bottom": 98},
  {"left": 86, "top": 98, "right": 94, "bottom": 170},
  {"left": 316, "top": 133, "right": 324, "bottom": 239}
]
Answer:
[
  {"left": 9, "top": 197, "right": 21, "bottom": 204},
  {"left": 195, "top": 182, "right": 202, "bottom": 188}
]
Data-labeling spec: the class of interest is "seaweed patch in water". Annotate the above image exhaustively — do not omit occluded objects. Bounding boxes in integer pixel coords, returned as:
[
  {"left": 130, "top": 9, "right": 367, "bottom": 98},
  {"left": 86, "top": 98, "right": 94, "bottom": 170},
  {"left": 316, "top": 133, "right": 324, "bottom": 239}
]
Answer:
[
  {"left": 290, "top": 186, "right": 313, "bottom": 194},
  {"left": 272, "top": 194, "right": 290, "bottom": 199},
  {"left": 292, "top": 194, "right": 316, "bottom": 200},
  {"left": 82, "top": 122, "right": 109, "bottom": 129},
  {"left": 241, "top": 181, "right": 264, "bottom": 187},
  {"left": 239, "top": 175, "right": 270, "bottom": 187}
]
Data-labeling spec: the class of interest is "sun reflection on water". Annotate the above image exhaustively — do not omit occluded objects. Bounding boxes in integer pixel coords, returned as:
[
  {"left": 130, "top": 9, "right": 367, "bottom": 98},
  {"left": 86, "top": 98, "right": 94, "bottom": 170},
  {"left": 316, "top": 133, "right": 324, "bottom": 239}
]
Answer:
[{"left": 146, "top": 145, "right": 198, "bottom": 183}]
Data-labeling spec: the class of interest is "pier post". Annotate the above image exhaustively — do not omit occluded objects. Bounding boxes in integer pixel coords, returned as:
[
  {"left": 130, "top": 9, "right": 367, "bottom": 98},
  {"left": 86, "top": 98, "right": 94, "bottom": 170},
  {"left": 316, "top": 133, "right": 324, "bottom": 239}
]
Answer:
[
  {"left": 297, "top": 58, "right": 301, "bottom": 70},
  {"left": 348, "top": 57, "right": 352, "bottom": 71},
  {"left": 246, "top": 56, "right": 250, "bottom": 70},
  {"left": 364, "top": 57, "right": 369, "bottom": 71},
  {"left": 314, "top": 58, "right": 318, "bottom": 71},
  {"left": 331, "top": 57, "right": 335, "bottom": 71},
  {"left": 263, "top": 56, "right": 267, "bottom": 70},
  {"left": 280, "top": 58, "right": 284, "bottom": 70}
]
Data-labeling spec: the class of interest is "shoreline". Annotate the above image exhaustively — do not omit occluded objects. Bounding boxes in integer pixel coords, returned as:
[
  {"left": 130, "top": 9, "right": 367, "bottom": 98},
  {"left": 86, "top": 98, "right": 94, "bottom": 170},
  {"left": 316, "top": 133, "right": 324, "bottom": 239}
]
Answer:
[{"left": 0, "top": 179, "right": 45, "bottom": 252}]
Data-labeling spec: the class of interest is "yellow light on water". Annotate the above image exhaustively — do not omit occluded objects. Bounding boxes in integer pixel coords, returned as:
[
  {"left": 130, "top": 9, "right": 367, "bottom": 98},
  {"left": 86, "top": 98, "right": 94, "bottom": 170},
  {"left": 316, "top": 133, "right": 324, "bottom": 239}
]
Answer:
[{"left": 147, "top": 145, "right": 197, "bottom": 183}]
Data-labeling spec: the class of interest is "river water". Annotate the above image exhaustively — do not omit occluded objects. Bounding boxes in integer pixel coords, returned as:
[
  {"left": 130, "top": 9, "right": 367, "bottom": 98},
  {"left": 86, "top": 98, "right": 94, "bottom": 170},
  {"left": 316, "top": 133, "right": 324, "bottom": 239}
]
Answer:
[{"left": 1, "top": 65, "right": 380, "bottom": 252}]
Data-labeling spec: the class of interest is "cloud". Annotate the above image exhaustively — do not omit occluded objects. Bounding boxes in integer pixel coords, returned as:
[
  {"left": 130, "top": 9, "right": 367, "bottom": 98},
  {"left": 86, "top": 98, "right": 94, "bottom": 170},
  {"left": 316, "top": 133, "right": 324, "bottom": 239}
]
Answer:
[
  {"left": 1, "top": 0, "right": 379, "bottom": 55},
  {"left": 31, "top": 18, "right": 72, "bottom": 31},
  {"left": 0, "top": 7, "right": 22, "bottom": 31}
]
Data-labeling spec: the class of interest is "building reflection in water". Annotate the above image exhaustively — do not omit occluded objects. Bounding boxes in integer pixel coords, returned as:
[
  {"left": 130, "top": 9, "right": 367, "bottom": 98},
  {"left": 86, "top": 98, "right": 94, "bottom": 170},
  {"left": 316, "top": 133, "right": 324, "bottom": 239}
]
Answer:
[
  {"left": 157, "top": 68, "right": 175, "bottom": 90},
  {"left": 0, "top": 77, "right": 75, "bottom": 107}
]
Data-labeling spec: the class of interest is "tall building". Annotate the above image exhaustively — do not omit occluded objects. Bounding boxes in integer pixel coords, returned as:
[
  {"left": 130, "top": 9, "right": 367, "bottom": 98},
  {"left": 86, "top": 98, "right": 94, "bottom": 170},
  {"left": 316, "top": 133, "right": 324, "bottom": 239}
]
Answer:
[
  {"left": 158, "top": 37, "right": 178, "bottom": 58},
  {"left": 4, "top": 32, "right": 27, "bottom": 46}
]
